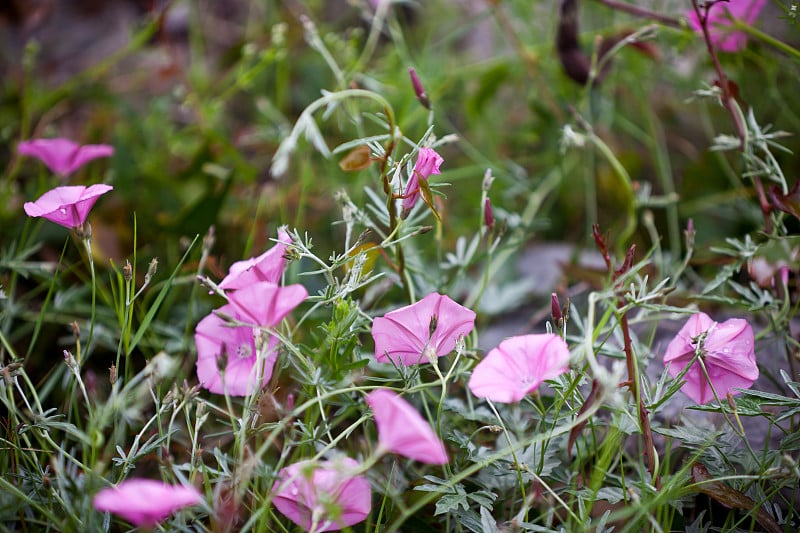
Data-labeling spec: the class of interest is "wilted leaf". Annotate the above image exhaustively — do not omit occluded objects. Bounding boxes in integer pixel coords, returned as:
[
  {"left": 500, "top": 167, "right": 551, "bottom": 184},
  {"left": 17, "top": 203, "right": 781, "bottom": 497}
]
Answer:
[
  {"left": 338, "top": 145, "right": 373, "bottom": 171},
  {"left": 691, "top": 463, "right": 781, "bottom": 533}
]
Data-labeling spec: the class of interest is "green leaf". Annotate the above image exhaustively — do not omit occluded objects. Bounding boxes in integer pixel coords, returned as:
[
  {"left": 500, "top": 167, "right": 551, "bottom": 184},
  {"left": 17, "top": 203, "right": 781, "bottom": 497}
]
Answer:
[
  {"left": 435, "top": 492, "right": 470, "bottom": 516},
  {"left": 702, "top": 259, "right": 743, "bottom": 294}
]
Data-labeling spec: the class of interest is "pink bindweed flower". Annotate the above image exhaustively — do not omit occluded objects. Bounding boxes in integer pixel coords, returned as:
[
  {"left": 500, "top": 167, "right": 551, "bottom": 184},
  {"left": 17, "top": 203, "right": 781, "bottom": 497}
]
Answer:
[
  {"left": 372, "top": 292, "right": 475, "bottom": 366},
  {"left": 194, "top": 303, "right": 278, "bottom": 396},
  {"left": 468, "top": 334, "right": 571, "bottom": 403},
  {"left": 227, "top": 281, "right": 308, "bottom": 327},
  {"left": 365, "top": 389, "right": 448, "bottom": 464},
  {"left": 195, "top": 282, "right": 307, "bottom": 396},
  {"left": 402, "top": 147, "right": 444, "bottom": 211},
  {"left": 686, "top": 0, "right": 766, "bottom": 53},
  {"left": 23, "top": 184, "right": 113, "bottom": 229},
  {"left": 663, "top": 312, "right": 758, "bottom": 404},
  {"left": 219, "top": 229, "right": 292, "bottom": 290},
  {"left": 18, "top": 138, "right": 114, "bottom": 176},
  {"left": 272, "top": 457, "right": 371, "bottom": 532},
  {"left": 93, "top": 479, "right": 202, "bottom": 527}
]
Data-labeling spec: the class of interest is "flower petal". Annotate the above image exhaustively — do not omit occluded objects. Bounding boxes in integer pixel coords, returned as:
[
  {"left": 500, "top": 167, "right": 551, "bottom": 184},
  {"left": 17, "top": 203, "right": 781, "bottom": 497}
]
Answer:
[
  {"left": 372, "top": 293, "right": 475, "bottom": 366},
  {"left": 468, "top": 334, "right": 570, "bottom": 403},
  {"left": 23, "top": 184, "right": 113, "bottom": 228},
  {"left": 227, "top": 282, "right": 308, "bottom": 327},
  {"left": 194, "top": 304, "right": 278, "bottom": 396},
  {"left": 272, "top": 458, "right": 371, "bottom": 532},
  {"left": 93, "top": 479, "right": 201, "bottom": 527},
  {"left": 664, "top": 313, "right": 758, "bottom": 404},
  {"left": 18, "top": 138, "right": 113, "bottom": 175},
  {"left": 365, "top": 389, "right": 448, "bottom": 464},
  {"left": 220, "top": 229, "right": 292, "bottom": 290}
]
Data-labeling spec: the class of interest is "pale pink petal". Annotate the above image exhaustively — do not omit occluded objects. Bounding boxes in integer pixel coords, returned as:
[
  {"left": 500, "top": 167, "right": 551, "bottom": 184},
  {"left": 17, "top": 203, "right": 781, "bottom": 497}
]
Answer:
[
  {"left": 219, "top": 229, "right": 292, "bottom": 290},
  {"left": 402, "top": 147, "right": 443, "bottom": 210},
  {"left": 227, "top": 282, "right": 308, "bottom": 327},
  {"left": 468, "top": 334, "right": 571, "bottom": 403},
  {"left": 664, "top": 313, "right": 758, "bottom": 404},
  {"left": 365, "top": 389, "right": 448, "bottom": 464},
  {"left": 272, "top": 458, "right": 371, "bottom": 532},
  {"left": 194, "top": 304, "right": 278, "bottom": 396},
  {"left": 429, "top": 294, "right": 478, "bottom": 356},
  {"left": 93, "top": 479, "right": 202, "bottom": 527},
  {"left": 23, "top": 184, "right": 113, "bottom": 228},
  {"left": 372, "top": 293, "right": 475, "bottom": 366},
  {"left": 18, "top": 138, "right": 114, "bottom": 175}
]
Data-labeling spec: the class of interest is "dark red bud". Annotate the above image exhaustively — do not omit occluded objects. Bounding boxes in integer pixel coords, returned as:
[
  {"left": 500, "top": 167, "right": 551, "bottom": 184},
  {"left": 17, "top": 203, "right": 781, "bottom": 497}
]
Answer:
[
  {"left": 484, "top": 198, "right": 494, "bottom": 230},
  {"left": 408, "top": 67, "right": 431, "bottom": 110}
]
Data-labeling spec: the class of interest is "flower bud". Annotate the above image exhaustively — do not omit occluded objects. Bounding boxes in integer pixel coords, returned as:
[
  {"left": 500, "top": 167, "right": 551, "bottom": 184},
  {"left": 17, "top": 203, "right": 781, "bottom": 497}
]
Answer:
[
  {"left": 408, "top": 67, "right": 431, "bottom": 110},
  {"left": 483, "top": 198, "right": 495, "bottom": 230}
]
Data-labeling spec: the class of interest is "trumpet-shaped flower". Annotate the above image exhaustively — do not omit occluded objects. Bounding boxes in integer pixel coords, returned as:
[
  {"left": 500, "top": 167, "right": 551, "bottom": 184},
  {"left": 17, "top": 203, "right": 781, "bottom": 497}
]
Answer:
[
  {"left": 227, "top": 281, "right": 308, "bottom": 327},
  {"left": 93, "top": 479, "right": 202, "bottom": 527},
  {"left": 219, "top": 229, "right": 292, "bottom": 290},
  {"left": 365, "top": 389, "right": 448, "bottom": 464},
  {"left": 23, "top": 184, "right": 113, "bottom": 229},
  {"left": 402, "top": 147, "right": 444, "bottom": 210},
  {"left": 18, "top": 138, "right": 114, "bottom": 176},
  {"left": 686, "top": 0, "right": 766, "bottom": 52},
  {"left": 468, "top": 334, "right": 571, "bottom": 403},
  {"left": 663, "top": 312, "right": 758, "bottom": 404},
  {"left": 372, "top": 292, "right": 475, "bottom": 366},
  {"left": 272, "top": 458, "right": 371, "bottom": 532},
  {"left": 194, "top": 303, "right": 277, "bottom": 396},
  {"left": 195, "top": 282, "right": 307, "bottom": 396}
]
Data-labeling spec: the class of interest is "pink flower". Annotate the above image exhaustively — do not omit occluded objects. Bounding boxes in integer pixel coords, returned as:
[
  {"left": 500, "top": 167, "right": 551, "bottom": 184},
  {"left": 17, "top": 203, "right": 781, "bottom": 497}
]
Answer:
[
  {"left": 195, "top": 282, "right": 307, "bottom": 396},
  {"left": 365, "top": 389, "right": 448, "bottom": 464},
  {"left": 372, "top": 292, "right": 475, "bottom": 366},
  {"left": 402, "top": 147, "right": 444, "bottom": 211},
  {"left": 23, "top": 184, "right": 113, "bottom": 229},
  {"left": 663, "top": 312, "right": 758, "bottom": 404},
  {"left": 194, "top": 303, "right": 278, "bottom": 396},
  {"left": 227, "top": 281, "right": 308, "bottom": 327},
  {"left": 468, "top": 334, "right": 571, "bottom": 403},
  {"left": 272, "top": 458, "right": 371, "bottom": 532},
  {"left": 220, "top": 229, "right": 292, "bottom": 290},
  {"left": 687, "top": 0, "right": 767, "bottom": 52},
  {"left": 18, "top": 138, "right": 114, "bottom": 176},
  {"left": 93, "top": 479, "right": 202, "bottom": 527}
]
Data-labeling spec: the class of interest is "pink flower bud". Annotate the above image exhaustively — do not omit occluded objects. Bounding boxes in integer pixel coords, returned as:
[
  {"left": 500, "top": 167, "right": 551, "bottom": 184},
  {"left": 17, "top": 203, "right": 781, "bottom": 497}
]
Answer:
[{"left": 408, "top": 67, "right": 431, "bottom": 109}]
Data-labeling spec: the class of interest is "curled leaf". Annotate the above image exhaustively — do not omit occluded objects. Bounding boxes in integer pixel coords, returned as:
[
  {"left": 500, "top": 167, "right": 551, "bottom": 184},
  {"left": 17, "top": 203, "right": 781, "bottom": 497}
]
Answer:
[
  {"left": 339, "top": 145, "right": 373, "bottom": 172},
  {"left": 691, "top": 463, "right": 781, "bottom": 533}
]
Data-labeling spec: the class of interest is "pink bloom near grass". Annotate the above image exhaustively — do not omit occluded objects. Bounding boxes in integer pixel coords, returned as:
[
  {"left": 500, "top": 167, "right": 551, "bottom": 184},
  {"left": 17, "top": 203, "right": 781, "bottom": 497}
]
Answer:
[
  {"left": 402, "top": 147, "right": 444, "bottom": 210},
  {"left": 18, "top": 138, "right": 114, "bottom": 176},
  {"left": 365, "top": 389, "right": 448, "bottom": 464},
  {"left": 219, "top": 228, "right": 292, "bottom": 290},
  {"left": 194, "top": 303, "right": 277, "bottom": 396},
  {"left": 195, "top": 282, "right": 307, "bottom": 396},
  {"left": 687, "top": 0, "right": 767, "bottom": 52},
  {"left": 272, "top": 458, "right": 371, "bottom": 532},
  {"left": 663, "top": 312, "right": 758, "bottom": 404},
  {"left": 468, "top": 334, "right": 571, "bottom": 403},
  {"left": 372, "top": 292, "right": 475, "bottom": 366},
  {"left": 92, "top": 479, "right": 202, "bottom": 527},
  {"left": 227, "top": 281, "right": 308, "bottom": 327},
  {"left": 23, "top": 184, "right": 113, "bottom": 229}
]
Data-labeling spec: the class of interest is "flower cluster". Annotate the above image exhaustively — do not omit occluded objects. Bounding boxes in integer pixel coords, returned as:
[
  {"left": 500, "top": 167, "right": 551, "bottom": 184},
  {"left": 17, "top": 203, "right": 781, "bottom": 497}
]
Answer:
[
  {"left": 20, "top": 138, "right": 114, "bottom": 229},
  {"left": 194, "top": 229, "right": 306, "bottom": 396}
]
